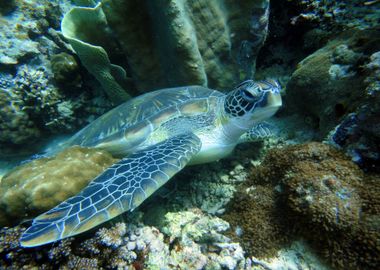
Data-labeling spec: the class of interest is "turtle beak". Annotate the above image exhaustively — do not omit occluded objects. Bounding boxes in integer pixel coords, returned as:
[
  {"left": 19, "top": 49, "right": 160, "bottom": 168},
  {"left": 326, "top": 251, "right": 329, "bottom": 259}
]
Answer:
[
  {"left": 261, "top": 90, "right": 282, "bottom": 119},
  {"left": 259, "top": 79, "right": 282, "bottom": 111},
  {"left": 267, "top": 90, "right": 282, "bottom": 109},
  {"left": 249, "top": 83, "right": 282, "bottom": 122}
]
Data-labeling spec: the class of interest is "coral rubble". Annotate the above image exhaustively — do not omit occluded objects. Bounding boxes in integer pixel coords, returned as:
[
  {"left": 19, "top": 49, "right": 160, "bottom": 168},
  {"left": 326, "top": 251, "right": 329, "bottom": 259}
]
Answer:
[{"left": 0, "top": 209, "right": 246, "bottom": 269}]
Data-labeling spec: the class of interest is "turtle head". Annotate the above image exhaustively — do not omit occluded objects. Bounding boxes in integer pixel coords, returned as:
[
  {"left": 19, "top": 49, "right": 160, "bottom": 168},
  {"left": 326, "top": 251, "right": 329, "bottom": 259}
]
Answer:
[{"left": 223, "top": 79, "right": 282, "bottom": 129}]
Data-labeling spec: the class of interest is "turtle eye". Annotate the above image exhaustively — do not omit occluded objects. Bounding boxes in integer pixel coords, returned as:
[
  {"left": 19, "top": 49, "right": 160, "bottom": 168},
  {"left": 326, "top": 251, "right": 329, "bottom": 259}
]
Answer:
[{"left": 241, "top": 88, "right": 256, "bottom": 102}]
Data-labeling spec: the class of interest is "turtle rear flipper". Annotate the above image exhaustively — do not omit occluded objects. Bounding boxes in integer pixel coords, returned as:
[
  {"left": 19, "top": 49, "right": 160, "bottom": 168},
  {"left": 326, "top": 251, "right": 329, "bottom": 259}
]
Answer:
[{"left": 20, "top": 133, "right": 201, "bottom": 247}]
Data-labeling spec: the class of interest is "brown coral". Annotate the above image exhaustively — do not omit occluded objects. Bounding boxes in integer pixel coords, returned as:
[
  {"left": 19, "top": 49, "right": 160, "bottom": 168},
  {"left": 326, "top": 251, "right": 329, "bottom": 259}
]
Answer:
[
  {"left": 0, "top": 146, "right": 118, "bottom": 226},
  {"left": 225, "top": 142, "right": 380, "bottom": 269},
  {"left": 223, "top": 184, "right": 292, "bottom": 258}
]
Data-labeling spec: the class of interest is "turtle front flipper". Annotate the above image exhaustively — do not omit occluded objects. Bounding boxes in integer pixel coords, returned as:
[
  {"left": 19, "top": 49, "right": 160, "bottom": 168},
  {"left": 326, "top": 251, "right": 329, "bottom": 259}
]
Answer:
[
  {"left": 238, "top": 122, "right": 276, "bottom": 143},
  {"left": 20, "top": 133, "right": 201, "bottom": 247}
]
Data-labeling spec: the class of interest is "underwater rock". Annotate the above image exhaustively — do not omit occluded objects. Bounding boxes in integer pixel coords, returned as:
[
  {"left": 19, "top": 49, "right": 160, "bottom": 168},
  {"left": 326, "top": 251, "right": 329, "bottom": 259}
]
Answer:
[
  {"left": 225, "top": 142, "right": 380, "bottom": 269},
  {"left": 286, "top": 29, "right": 380, "bottom": 136},
  {"left": 0, "top": 146, "right": 118, "bottom": 226},
  {"left": 326, "top": 50, "right": 380, "bottom": 172},
  {"left": 289, "top": 0, "right": 380, "bottom": 31},
  {"left": 65, "top": 0, "right": 270, "bottom": 92}
]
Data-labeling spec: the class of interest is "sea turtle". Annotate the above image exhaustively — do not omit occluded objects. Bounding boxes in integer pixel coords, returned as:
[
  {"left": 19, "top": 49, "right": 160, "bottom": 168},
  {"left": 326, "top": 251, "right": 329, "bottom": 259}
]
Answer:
[{"left": 20, "top": 80, "right": 282, "bottom": 247}]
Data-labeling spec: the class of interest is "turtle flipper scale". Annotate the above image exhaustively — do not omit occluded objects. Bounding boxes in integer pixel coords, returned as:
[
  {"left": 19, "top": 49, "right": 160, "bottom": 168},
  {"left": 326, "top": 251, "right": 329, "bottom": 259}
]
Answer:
[
  {"left": 20, "top": 133, "right": 201, "bottom": 247},
  {"left": 238, "top": 122, "right": 276, "bottom": 143}
]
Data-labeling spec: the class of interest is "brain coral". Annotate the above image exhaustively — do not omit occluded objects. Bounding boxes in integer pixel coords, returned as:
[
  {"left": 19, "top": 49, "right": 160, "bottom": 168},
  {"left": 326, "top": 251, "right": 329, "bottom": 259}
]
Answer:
[{"left": 0, "top": 146, "right": 118, "bottom": 226}]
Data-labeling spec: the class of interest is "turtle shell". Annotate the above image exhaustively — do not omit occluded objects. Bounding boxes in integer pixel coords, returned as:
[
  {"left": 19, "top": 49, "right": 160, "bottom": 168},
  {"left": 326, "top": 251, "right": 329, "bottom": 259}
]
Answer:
[{"left": 67, "top": 86, "right": 224, "bottom": 149}]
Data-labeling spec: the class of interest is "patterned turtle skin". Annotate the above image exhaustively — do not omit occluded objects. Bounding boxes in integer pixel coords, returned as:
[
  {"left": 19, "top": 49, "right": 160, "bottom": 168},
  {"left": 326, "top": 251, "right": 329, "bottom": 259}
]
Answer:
[{"left": 20, "top": 80, "right": 282, "bottom": 247}]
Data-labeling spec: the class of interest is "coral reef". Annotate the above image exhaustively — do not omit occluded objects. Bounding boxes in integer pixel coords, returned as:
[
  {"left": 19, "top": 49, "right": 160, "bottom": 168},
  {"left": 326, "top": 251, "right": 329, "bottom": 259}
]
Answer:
[
  {"left": 148, "top": 159, "right": 251, "bottom": 217},
  {"left": 254, "top": 1, "right": 379, "bottom": 171},
  {"left": 0, "top": 209, "right": 246, "bottom": 269},
  {"left": 0, "top": 146, "right": 118, "bottom": 226},
  {"left": 66, "top": 0, "right": 270, "bottom": 92},
  {"left": 12, "top": 64, "right": 81, "bottom": 133},
  {"left": 0, "top": 0, "right": 113, "bottom": 157},
  {"left": 0, "top": 1, "right": 378, "bottom": 269},
  {"left": 286, "top": 29, "right": 379, "bottom": 136},
  {"left": 224, "top": 142, "right": 380, "bottom": 269},
  {"left": 160, "top": 210, "right": 245, "bottom": 270}
]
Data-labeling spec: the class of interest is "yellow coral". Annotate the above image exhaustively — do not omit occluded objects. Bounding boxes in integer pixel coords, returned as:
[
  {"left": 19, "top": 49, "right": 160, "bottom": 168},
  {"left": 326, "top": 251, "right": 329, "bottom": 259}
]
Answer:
[{"left": 0, "top": 146, "right": 118, "bottom": 226}]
